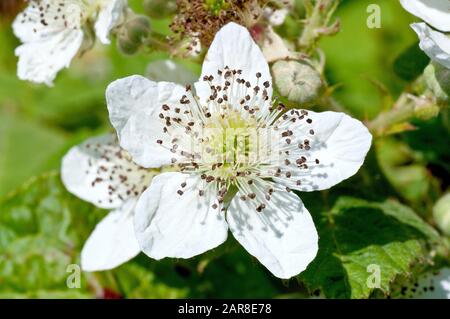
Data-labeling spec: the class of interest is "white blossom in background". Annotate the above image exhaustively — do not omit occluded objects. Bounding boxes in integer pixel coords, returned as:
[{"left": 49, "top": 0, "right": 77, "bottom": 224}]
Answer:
[
  {"left": 105, "top": 22, "right": 372, "bottom": 279},
  {"left": 61, "top": 134, "right": 157, "bottom": 271},
  {"left": 13, "top": 0, "right": 127, "bottom": 86},
  {"left": 400, "top": 0, "right": 450, "bottom": 69}
]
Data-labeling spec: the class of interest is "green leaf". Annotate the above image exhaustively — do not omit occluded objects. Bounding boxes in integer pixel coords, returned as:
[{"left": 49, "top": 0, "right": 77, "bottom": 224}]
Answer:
[
  {"left": 0, "top": 172, "right": 102, "bottom": 297},
  {"left": 0, "top": 172, "right": 186, "bottom": 298},
  {"left": 393, "top": 42, "right": 430, "bottom": 81},
  {"left": 299, "top": 197, "right": 440, "bottom": 299},
  {"left": 0, "top": 110, "right": 69, "bottom": 197}
]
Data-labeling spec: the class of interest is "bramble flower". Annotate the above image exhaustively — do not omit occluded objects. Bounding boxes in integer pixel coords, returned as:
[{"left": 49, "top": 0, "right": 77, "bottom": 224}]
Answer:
[
  {"left": 400, "top": 0, "right": 450, "bottom": 69},
  {"left": 106, "top": 22, "right": 372, "bottom": 279},
  {"left": 13, "top": 0, "right": 127, "bottom": 86},
  {"left": 61, "top": 134, "right": 157, "bottom": 271}
]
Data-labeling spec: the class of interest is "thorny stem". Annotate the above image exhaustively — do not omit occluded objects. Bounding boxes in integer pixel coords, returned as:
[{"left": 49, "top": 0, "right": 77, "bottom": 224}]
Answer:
[{"left": 298, "top": 0, "right": 340, "bottom": 54}]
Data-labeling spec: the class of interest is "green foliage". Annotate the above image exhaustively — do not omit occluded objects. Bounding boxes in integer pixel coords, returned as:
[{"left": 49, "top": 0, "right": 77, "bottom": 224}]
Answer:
[
  {"left": 299, "top": 197, "right": 440, "bottom": 299},
  {"left": 393, "top": 42, "right": 430, "bottom": 81},
  {"left": 0, "top": 172, "right": 100, "bottom": 297},
  {"left": 321, "top": 0, "right": 417, "bottom": 118},
  {"left": 0, "top": 172, "right": 188, "bottom": 298}
]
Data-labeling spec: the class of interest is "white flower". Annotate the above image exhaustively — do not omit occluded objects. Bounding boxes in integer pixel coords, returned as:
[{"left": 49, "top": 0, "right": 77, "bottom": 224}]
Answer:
[
  {"left": 13, "top": 0, "right": 127, "bottom": 86},
  {"left": 106, "top": 22, "right": 372, "bottom": 279},
  {"left": 61, "top": 134, "right": 157, "bottom": 271},
  {"left": 398, "top": 268, "right": 450, "bottom": 299},
  {"left": 400, "top": 0, "right": 450, "bottom": 69}
]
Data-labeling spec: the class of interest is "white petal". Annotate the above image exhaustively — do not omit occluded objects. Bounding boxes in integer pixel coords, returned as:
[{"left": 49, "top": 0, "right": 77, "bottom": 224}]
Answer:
[
  {"left": 400, "top": 0, "right": 450, "bottom": 32},
  {"left": 106, "top": 75, "right": 188, "bottom": 168},
  {"left": 410, "top": 268, "right": 450, "bottom": 299},
  {"left": 146, "top": 60, "right": 198, "bottom": 84},
  {"left": 61, "top": 134, "right": 154, "bottom": 209},
  {"left": 81, "top": 199, "right": 141, "bottom": 272},
  {"left": 15, "top": 29, "right": 83, "bottom": 86},
  {"left": 95, "top": 0, "right": 127, "bottom": 45},
  {"left": 13, "top": 1, "right": 84, "bottom": 85},
  {"left": 411, "top": 23, "right": 450, "bottom": 69},
  {"left": 273, "top": 110, "right": 372, "bottom": 192},
  {"left": 134, "top": 172, "right": 228, "bottom": 260},
  {"left": 227, "top": 187, "right": 318, "bottom": 279},
  {"left": 195, "top": 22, "right": 272, "bottom": 113}
]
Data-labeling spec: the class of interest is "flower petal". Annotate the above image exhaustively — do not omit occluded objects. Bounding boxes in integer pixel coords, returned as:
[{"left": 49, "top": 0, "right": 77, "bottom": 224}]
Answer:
[
  {"left": 95, "top": 0, "right": 127, "bottom": 45},
  {"left": 195, "top": 22, "right": 272, "bottom": 114},
  {"left": 134, "top": 172, "right": 228, "bottom": 259},
  {"left": 61, "top": 134, "right": 154, "bottom": 209},
  {"left": 106, "top": 75, "right": 188, "bottom": 168},
  {"left": 272, "top": 110, "right": 372, "bottom": 192},
  {"left": 12, "top": 1, "right": 84, "bottom": 85},
  {"left": 146, "top": 60, "right": 198, "bottom": 84},
  {"left": 411, "top": 23, "right": 450, "bottom": 69},
  {"left": 227, "top": 187, "right": 318, "bottom": 279},
  {"left": 15, "top": 30, "right": 83, "bottom": 86},
  {"left": 81, "top": 199, "right": 141, "bottom": 272},
  {"left": 400, "top": 0, "right": 450, "bottom": 32}
]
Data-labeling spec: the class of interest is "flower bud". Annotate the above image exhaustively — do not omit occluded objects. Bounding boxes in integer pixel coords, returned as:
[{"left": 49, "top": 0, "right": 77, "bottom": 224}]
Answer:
[
  {"left": 116, "top": 15, "right": 151, "bottom": 55},
  {"left": 125, "top": 15, "right": 151, "bottom": 44},
  {"left": 424, "top": 63, "right": 449, "bottom": 102},
  {"left": 143, "top": 0, "right": 176, "bottom": 18},
  {"left": 117, "top": 32, "right": 140, "bottom": 55},
  {"left": 272, "top": 60, "right": 324, "bottom": 105},
  {"left": 433, "top": 193, "right": 450, "bottom": 236}
]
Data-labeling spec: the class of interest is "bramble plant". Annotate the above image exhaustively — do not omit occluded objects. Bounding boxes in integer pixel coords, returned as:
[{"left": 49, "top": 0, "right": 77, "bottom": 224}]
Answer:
[{"left": 0, "top": 0, "right": 449, "bottom": 299}]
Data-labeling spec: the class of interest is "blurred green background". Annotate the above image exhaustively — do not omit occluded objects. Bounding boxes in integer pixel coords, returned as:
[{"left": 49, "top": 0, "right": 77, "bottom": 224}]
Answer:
[{"left": 0, "top": 0, "right": 448, "bottom": 298}]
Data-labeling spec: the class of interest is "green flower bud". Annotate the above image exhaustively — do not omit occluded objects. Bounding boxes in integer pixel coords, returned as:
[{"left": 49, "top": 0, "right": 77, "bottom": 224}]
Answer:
[
  {"left": 272, "top": 60, "right": 323, "bottom": 105},
  {"left": 433, "top": 193, "right": 450, "bottom": 236},
  {"left": 125, "top": 15, "right": 151, "bottom": 44},
  {"left": 116, "top": 16, "right": 151, "bottom": 55},
  {"left": 143, "top": 0, "right": 177, "bottom": 18},
  {"left": 117, "top": 32, "right": 140, "bottom": 55},
  {"left": 424, "top": 63, "right": 449, "bottom": 102}
]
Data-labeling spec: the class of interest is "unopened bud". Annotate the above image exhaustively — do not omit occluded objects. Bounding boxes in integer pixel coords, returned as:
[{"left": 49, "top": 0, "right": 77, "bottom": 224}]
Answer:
[
  {"left": 272, "top": 60, "right": 323, "bottom": 105},
  {"left": 117, "top": 33, "right": 139, "bottom": 55},
  {"left": 424, "top": 63, "right": 449, "bottom": 102},
  {"left": 433, "top": 193, "right": 450, "bottom": 236},
  {"left": 143, "top": 0, "right": 176, "bottom": 18},
  {"left": 117, "top": 15, "right": 151, "bottom": 55},
  {"left": 126, "top": 15, "right": 151, "bottom": 44}
]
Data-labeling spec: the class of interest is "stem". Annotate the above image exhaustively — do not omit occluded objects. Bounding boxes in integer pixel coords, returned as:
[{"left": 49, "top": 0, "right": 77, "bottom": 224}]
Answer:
[
  {"left": 298, "top": 0, "right": 340, "bottom": 53},
  {"left": 368, "top": 93, "right": 417, "bottom": 136}
]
